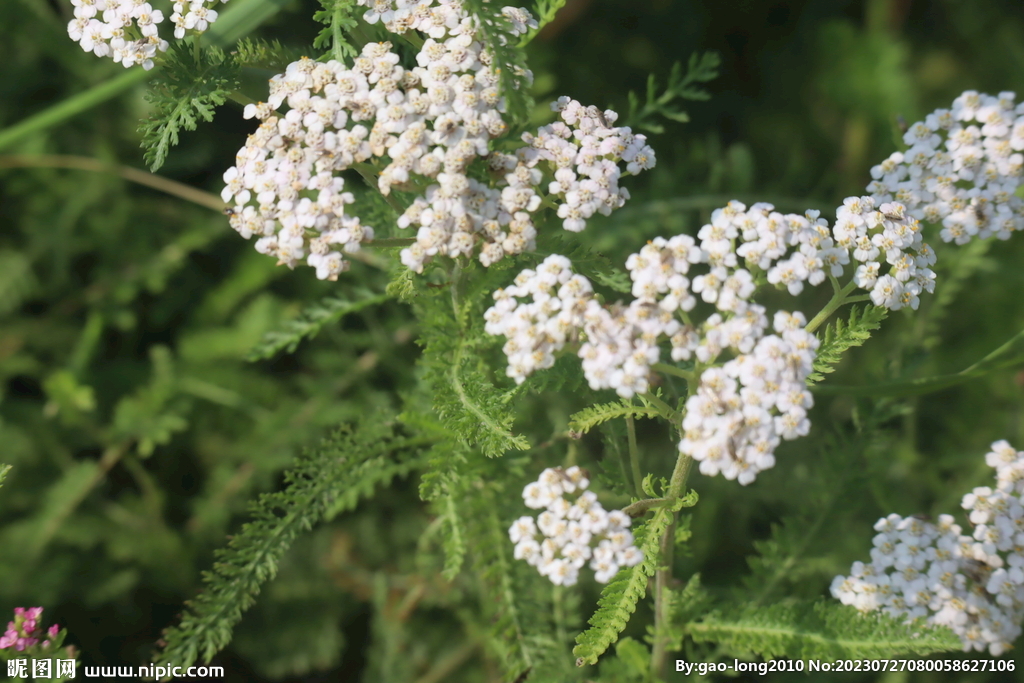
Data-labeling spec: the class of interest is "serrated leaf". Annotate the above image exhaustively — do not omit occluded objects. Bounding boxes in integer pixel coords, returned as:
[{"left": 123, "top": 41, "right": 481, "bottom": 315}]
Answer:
[
  {"left": 157, "top": 422, "right": 431, "bottom": 669},
  {"left": 139, "top": 43, "right": 240, "bottom": 172},
  {"left": 569, "top": 400, "right": 659, "bottom": 435},
  {"left": 807, "top": 305, "right": 888, "bottom": 385},
  {"left": 686, "top": 600, "right": 961, "bottom": 660},
  {"left": 246, "top": 289, "right": 390, "bottom": 360},
  {"left": 573, "top": 505, "right": 674, "bottom": 665},
  {"left": 518, "top": 0, "right": 567, "bottom": 45},
  {"left": 313, "top": 0, "right": 359, "bottom": 61},
  {"left": 626, "top": 52, "right": 720, "bottom": 134},
  {"left": 464, "top": 0, "right": 534, "bottom": 123}
]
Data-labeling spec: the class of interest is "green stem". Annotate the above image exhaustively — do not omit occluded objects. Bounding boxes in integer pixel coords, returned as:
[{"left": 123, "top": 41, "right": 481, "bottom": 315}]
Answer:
[
  {"left": 553, "top": 584, "right": 568, "bottom": 654},
  {"left": 652, "top": 362, "right": 695, "bottom": 382},
  {"left": 649, "top": 450, "right": 693, "bottom": 680},
  {"left": 371, "top": 237, "right": 417, "bottom": 248},
  {"left": 638, "top": 391, "right": 677, "bottom": 422},
  {"left": 227, "top": 90, "right": 257, "bottom": 107},
  {"left": 353, "top": 163, "right": 406, "bottom": 215},
  {"left": 805, "top": 279, "right": 860, "bottom": 334},
  {"left": 625, "top": 410, "right": 643, "bottom": 499},
  {"left": 621, "top": 497, "right": 668, "bottom": 517}
]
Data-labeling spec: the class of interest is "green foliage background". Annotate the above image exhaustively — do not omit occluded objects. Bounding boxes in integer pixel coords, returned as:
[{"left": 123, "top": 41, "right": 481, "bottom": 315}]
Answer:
[{"left": 2, "top": 0, "right": 1024, "bottom": 680}]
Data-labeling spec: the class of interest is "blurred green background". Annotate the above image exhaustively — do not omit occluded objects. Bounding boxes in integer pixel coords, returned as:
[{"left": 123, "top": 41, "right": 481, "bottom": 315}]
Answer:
[{"left": 2, "top": 0, "right": 1024, "bottom": 680}]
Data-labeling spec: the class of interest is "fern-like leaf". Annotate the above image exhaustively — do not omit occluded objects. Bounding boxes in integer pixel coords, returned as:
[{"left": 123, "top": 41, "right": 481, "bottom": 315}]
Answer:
[
  {"left": 808, "top": 305, "right": 888, "bottom": 385},
  {"left": 568, "top": 400, "right": 659, "bottom": 435},
  {"left": 139, "top": 43, "right": 240, "bottom": 171},
  {"left": 463, "top": 0, "right": 533, "bottom": 123},
  {"left": 469, "top": 498, "right": 539, "bottom": 679},
  {"left": 418, "top": 291, "right": 530, "bottom": 458},
  {"left": 573, "top": 504, "right": 675, "bottom": 666},
  {"left": 246, "top": 289, "right": 390, "bottom": 360},
  {"left": 231, "top": 37, "right": 303, "bottom": 71},
  {"left": 313, "top": 0, "right": 359, "bottom": 61},
  {"left": 626, "top": 52, "right": 720, "bottom": 134},
  {"left": 0, "top": 464, "right": 10, "bottom": 490},
  {"left": 157, "top": 422, "right": 432, "bottom": 668},
  {"left": 441, "top": 491, "right": 468, "bottom": 580},
  {"left": 686, "top": 600, "right": 961, "bottom": 660}
]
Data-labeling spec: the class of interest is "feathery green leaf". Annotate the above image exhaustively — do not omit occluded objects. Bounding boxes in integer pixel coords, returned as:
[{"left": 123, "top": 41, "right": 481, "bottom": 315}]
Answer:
[
  {"left": 246, "top": 289, "right": 390, "bottom": 360},
  {"left": 157, "top": 421, "right": 432, "bottom": 668},
  {"left": 626, "top": 52, "right": 720, "bottom": 134},
  {"left": 313, "top": 0, "right": 360, "bottom": 61},
  {"left": 569, "top": 400, "right": 659, "bottom": 436},
  {"left": 686, "top": 600, "right": 961, "bottom": 660},
  {"left": 807, "top": 305, "right": 888, "bottom": 385},
  {"left": 573, "top": 505, "right": 674, "bottom": 666},
  {"left": 139, "top": 43, "right": 240, "bottom": 172},
  {"left": 519, "top": 0, "right": 567, "bottom": 45}
]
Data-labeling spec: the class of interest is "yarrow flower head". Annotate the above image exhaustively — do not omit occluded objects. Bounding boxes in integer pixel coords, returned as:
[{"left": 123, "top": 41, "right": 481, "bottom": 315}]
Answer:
[
  {"left": 868, "top": 91, "right": 1024, "bottom": 245},
  {"left": 486, "top": 205, "right": 825, "bottom": 485},
  {"left": 832, "top": 440, "right": 1024, "bottom": 656},
  {"left": 66, "top": 0, "right": 227, "bottom": 70},
  {"left": 511, "top": 467, "right": 643, "bottom": 585},
  {"left": 223, "top": 2, "right": 653, "bottom": 278},
  {"left": 0, "top": 607, "right": 61, "bottom": 653}
]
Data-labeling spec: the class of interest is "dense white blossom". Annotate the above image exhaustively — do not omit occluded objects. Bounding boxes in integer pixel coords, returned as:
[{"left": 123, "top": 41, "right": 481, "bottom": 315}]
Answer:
[
  {"left": 511, "top": 466, "right": 642, "bottom": 585},
  {"left": 222, "top": 1, "right": 649, "bottom": 277},
  {"left": 832, "top": 440, "right": 1024, "bottom": 656},
  {"left": 66, "top": 0, "right": 226, "bottom": 70},
  {"left": 867, "top": 91, "right": 1024, "bottom": 245}
]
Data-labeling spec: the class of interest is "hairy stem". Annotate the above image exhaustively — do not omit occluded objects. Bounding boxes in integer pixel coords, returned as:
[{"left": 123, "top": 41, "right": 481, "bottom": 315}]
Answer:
[
  {"left": 621, "top": 497, "right": 668, "bottom": 517},
  {"left": 649, "top": 449, "right": 693, "bottom": 680},
  {"left": 625, "top": 410, "right": 643, "bottom": 499},
  {"left": 639, "top": 391, "right": 677, "bottom": 422},
  {"left": 652, "top": 362, "right": 695, "bottom": 382},
  {"left": 805, "top": 279, "right": 860, "bottom": 334}
]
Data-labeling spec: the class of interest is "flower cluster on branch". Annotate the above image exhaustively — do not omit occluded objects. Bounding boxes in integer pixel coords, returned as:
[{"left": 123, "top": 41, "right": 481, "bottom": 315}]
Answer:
[
  {"left": 869, "top": 91, "right": 1024, "bottom": 245},
  {"left": 67, "top": 0, "right": 226, "bottom": 70},
  {"left": 510, "top": 467, "right": 643, "bottom": 586},
  {"left": 833, "top": 441, "right": 1024, "bottom": 655}
]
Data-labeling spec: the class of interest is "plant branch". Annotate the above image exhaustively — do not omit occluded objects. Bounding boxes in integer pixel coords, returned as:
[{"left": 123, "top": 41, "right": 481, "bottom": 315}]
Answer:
[
  {"left": 625, "top": 409, "right": 643, "bottom": 499},
  {"left": 805, "top": 279, "right": 860, "bottom": 334},
  {"left": 0, "top": 154, "right": 226, "bottom": 211}
]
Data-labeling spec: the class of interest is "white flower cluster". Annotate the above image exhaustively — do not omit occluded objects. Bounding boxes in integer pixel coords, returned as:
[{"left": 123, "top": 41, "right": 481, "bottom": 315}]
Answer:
[
  {"left": 66, "top": 0, "right": 225, "bottom": 70},
  {"left": 486, "top": 219, "right": 825, "bottom": 484},
  {"left": 223, "top": 0, "right": 655, "bottom": 278},
  {"left": 832, "top": 440, "right": 1024, "bottom": 655},
  {"left": 510, "top": 466, "right": 643, "bottom": 586},
  {"left": 680, "top": 312, "right": 817, "bottom": 485},
  {"left": 525, "top": 96, "right": 656, "bottom": 234},
  {"left": 868, "top": 91, "right": 1024, "bottom": 245},
  {"left": 484, "top": 255, "right": 592, "bottom": 383},
  {"left": 717, "top": 198, "right": 935, "bottom": 312},
  {"left": 356, "top": 0, "right": 533, "bottom": 39},
  {"left": 397, "top": 91, "right": 654, "bottom": 273}
]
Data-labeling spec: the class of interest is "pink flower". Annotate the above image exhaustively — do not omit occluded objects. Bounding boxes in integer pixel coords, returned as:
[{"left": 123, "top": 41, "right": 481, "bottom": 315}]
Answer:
[{"left": 0, "top": 630, "right": 17, "bottom": 649}]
